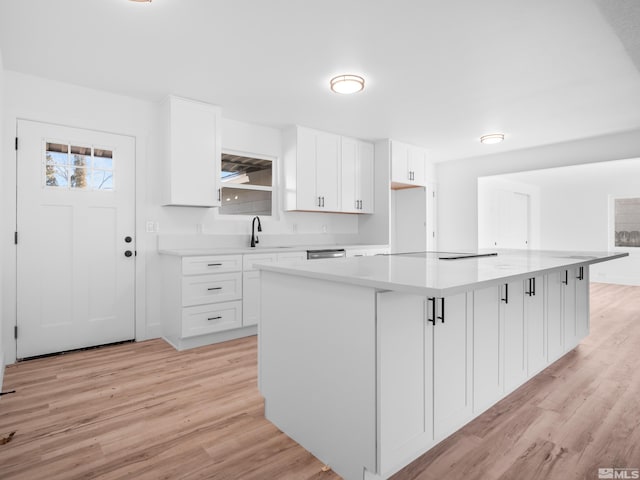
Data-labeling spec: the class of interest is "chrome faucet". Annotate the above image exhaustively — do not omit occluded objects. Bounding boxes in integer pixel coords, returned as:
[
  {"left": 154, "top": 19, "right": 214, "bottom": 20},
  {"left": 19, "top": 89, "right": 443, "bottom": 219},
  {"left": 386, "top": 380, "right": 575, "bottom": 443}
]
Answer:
[{"left": 250, "top": 216, "right": 262, "bottom": 247}]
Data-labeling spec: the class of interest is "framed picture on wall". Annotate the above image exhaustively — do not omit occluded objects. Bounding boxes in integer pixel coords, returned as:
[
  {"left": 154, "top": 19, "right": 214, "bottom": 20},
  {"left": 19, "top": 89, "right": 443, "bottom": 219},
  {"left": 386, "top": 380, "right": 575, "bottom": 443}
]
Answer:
[{"left": 609, "top": 196, "right": 640, "bottom": 249}]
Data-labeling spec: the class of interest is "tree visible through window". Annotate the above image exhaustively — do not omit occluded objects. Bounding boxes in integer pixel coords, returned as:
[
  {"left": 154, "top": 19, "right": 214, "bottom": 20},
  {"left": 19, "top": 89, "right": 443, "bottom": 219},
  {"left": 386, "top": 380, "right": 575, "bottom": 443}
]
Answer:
[{"left": 45, "top": 142, "right": 114, "bottom": 190}]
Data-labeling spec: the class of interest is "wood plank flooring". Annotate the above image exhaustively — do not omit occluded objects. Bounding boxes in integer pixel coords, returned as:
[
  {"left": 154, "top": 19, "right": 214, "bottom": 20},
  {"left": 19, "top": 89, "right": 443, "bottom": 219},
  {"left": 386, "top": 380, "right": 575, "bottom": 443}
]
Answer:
[{"left": 1, "top": 283, "right": 639, "bottom": 479}]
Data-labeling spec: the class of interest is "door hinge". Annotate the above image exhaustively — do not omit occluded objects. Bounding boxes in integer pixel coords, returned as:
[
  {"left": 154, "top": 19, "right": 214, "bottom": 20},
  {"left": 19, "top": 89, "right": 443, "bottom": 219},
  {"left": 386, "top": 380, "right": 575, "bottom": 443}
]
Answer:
[
  {"left": 14, "top": 232, "right": 18, "bottom": 245},
  {"left": 14, "top": 326, "right": 18, "bottom": 339},
  {"left": 15, "top": 137, "right": 18, "bottom": 150}
]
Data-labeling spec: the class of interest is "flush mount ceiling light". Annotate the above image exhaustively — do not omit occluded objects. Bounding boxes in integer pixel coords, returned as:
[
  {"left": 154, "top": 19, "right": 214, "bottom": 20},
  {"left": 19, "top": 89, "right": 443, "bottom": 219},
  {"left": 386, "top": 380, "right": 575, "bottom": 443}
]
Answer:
[
  {"left": 330, "top": 75, "right": 365, "bottom": 94},
  {"left": 480, "top": 133, "right": 505, "bottom": 145}
]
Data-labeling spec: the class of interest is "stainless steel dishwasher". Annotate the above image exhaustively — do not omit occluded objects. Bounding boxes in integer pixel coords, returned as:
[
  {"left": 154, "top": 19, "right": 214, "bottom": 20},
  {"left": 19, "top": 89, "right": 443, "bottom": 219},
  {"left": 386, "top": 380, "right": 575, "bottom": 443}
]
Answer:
[{"left": 306, "top": 248, "right": 347, "bottom": 260}]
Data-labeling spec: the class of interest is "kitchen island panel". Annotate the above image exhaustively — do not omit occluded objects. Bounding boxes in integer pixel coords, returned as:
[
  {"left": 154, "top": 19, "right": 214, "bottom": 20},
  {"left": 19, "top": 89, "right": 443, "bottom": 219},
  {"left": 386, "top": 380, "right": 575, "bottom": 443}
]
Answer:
[{"left": 260, "top": 271, "right": 377, "bottom": 480}]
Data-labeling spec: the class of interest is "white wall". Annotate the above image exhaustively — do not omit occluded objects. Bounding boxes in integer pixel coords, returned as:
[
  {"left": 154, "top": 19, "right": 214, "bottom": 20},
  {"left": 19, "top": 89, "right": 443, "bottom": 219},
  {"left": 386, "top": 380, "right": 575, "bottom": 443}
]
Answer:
[
  {"left": 536, "top": 159, "right": 640, "bottom": 284},
  {"left": 437, "top": 129, "right": 640, "bottom": 252},
  {"left": 1, "top": 71, "right": 363, "bottom": 363}
]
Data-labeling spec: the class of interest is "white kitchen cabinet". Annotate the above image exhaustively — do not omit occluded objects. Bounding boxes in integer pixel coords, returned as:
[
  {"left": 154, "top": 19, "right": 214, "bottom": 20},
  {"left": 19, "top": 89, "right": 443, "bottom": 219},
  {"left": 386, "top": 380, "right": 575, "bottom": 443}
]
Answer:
[
  {"left": 162, "top": 95, "right": 221, "bottom": 207},
  {"left": 390, "top": 140, "right": 429, "bottom": 188},
  {"left": 562, "top": 268, "right": 579, "bottom": 351},
  {"left": 503, "top": 279, "right": 527, "bottom": 392},
  {"left": 341, "top": 137, "right": 374, "bottom": 213},
  {"left": 547, "top": 266, "right": 589, "bottom": 362},
  {"left": 243, "top": 251, "right": 308, "bottom": 327},
  {"left": 473, "top": 285, "right": 503, "bottom": 413},
  {"left": 378, "top": 293, "right": 433, "bottom": 473},
  {"left": 526, "top": 275, "right": 546, "bottom": 376},
  {"left": 162, "top": 254, "right": 244, "bottom": 350},
  {"left": 546, "top": 271, "right": 564, "bottom": 362},
  {"left": 563, "top": 266, "right": 590, "bottom": 350},
  {"left": 284, "top": 126, "right": 340, "bottom": 212},
  {"left": 432, "top": 293, "right": 472, "bottom": 439},
  {"left": 576, "top": 266, "right": 590, "bottom": 338}
]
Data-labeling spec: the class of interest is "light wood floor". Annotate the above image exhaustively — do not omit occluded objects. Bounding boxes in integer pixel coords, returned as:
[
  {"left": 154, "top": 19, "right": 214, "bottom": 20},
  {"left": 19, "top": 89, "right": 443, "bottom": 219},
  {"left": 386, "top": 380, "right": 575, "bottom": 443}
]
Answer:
[{"left": 1, "top": 283, "right": 639, "bottom": 480}]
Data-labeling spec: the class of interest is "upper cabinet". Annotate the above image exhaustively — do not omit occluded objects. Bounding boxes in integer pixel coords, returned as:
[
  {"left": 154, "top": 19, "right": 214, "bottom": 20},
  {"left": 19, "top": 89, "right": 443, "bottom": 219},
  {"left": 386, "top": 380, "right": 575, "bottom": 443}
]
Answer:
[
  {"left": 341, "top": 137, "right": 374, "bottom": 213},
  {"left": 390, "top": 140, "right": 432, "bottom": 189},
  {"left": 285, "top": 126, "right": 340, "bottom": 211},
  {"left": 162, "top": 95, "right": 221, "bottom": 207},
  {"left": 284, "top": 126, "right": 374, "bottom": 214}
]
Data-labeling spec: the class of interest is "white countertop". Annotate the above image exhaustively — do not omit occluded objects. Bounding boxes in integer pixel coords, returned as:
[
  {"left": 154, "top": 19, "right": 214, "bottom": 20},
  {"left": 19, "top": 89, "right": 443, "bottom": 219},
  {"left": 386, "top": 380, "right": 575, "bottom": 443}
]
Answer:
[
  {"left": 258, "top": 249, "right": 629, "bottom": 296},
  {"left": 158, "top": 244, "right": 389, "bottom": 256}
]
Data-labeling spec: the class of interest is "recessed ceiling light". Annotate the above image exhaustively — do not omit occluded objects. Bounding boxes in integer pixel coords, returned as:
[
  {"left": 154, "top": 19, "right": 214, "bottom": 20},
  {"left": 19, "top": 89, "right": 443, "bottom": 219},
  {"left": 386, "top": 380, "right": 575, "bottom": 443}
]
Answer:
[
  {"left": 330, "top": 75, "right": 365, "bottom": 94},
  {"left": 480, "top": 133, "right": 505, "bottom": 145}
]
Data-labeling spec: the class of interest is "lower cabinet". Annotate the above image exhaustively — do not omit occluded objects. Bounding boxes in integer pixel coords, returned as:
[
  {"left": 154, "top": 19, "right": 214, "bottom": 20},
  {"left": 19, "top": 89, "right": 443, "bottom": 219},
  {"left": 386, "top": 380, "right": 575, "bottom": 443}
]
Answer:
[
  {"left": 503, "top": 279, "right": 527, "bottom": 392},
  {"left": 526, "top": 275, "right": 546, "bottom": 376},
  {"left": 547, "top": 266, "right": 591, "bottom": 362},
  {"left": 242, "top": 271, "right": 261, "bottom": 327},
  {"left": 473, "top": 286, "right": 503, "bottom": 413},
  {"left": 576, "top": 266, "right": 590, "bottom": 338},
  {"left": 378, "top": 293, "right": 433, "bottom": 473},
  {"left": 161, "top": 254, "right": 245, "bottom": 350},
  {"left": 243, "top": 251, "right": 308, "bottom": 327},
  {"left": 432, "top": 293, "right": 472, "bottom": 440},
  {"left": 375, "top": 265, "right": 591, "bottom": 479},
  {"left": 546, "top": 271, "right": 565, "bottom": 362}
]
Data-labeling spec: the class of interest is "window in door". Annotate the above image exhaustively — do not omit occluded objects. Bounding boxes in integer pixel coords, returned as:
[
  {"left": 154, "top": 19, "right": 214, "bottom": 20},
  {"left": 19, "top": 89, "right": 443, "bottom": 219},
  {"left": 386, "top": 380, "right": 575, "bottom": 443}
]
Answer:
[
  {"left": 219, "top": 152, "right": 273, "bottom": 216},
  {"left": 45, "top": 141, "right": 114, "bottom": 190}
]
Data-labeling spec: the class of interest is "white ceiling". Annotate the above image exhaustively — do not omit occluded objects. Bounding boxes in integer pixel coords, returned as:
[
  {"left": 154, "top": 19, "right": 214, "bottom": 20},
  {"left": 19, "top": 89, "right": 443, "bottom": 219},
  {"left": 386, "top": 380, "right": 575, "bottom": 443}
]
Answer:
[{"left": 1, "top": 0, "right": 640, "bottom": 162}]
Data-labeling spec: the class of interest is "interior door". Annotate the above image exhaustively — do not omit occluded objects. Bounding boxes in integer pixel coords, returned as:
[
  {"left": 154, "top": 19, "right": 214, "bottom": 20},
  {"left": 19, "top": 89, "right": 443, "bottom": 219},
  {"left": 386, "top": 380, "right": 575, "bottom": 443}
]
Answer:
[
  {"left": 496, "top": 191, "right": 530, "bottom": 249},
  {"left": 16, "top": 120, "right": 136, "bottom": 358}
]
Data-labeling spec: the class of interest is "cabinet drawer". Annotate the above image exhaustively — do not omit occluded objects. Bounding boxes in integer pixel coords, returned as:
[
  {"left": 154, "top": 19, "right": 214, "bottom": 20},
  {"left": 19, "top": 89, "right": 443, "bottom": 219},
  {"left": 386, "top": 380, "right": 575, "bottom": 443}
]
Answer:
[
  {"left": 181, "top": 301, "right": 242, "bottom": 337},
  {"left": 243, "top": 253, "right": 277, "bottom": 271},
  {"left": 182, "top": 255, "right": 242, "bottom": 275},
  {"left": 182, "top": 272, "right": 242, "bottom": 306}
]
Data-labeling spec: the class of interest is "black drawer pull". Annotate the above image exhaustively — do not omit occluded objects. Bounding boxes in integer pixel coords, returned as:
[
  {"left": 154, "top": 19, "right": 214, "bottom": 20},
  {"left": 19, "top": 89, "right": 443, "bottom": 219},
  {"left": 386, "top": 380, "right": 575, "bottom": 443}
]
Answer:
[
  {"left": 562, "top": 270, "right": 568, "bottom": 285},
  {"left": 208, "top": 263, "right": 222, "bottom": 267},
  {"left": 207, "top": 287, "right": 222, "bottom": 291},
  {"left": 437, "top": 297, "right": 445, "bottom": 323},
  {"left": 577, "top": 266, "right": 584, "bottom": 281},
  {"left": 427, "top": 297, "right": 436, "bottom": 325},
  {"left": 207, "top": 316, "right": 222, "bottom": 321},
  {"left": 502, "top": 283, "right": 509, "bottom": 303},
  {"left": 526, "top": 278, "right": 533, "bottom": 296},
  {"left": 532, "top": 277, "right": 536, "bottom": 296}
]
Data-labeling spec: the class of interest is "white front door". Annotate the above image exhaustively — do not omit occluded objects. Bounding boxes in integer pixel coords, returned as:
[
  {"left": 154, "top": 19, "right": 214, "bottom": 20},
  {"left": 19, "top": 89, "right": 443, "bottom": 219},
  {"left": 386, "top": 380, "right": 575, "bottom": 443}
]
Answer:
[{"left": 16, "top": 120, "right": 136, "bottom": 358}]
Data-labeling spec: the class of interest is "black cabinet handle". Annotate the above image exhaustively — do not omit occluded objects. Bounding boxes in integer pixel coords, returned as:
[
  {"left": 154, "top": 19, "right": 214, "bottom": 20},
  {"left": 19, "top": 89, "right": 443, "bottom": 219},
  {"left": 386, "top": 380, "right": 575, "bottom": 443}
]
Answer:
[
  {"left": 437, "top": 297, "right": 445, "bottom": 323},
  {"left": 532, "top": 277, "right": 536, "bottom": 296},
  {"left": 577, "top": 266, "right": 584, "bottom": 281},
  {"left": 562, "top": 270, "right": 568, "bottom": 285},
  {"left": 208, "top": 263, "right": 222, "bottom": 267},
  {"left": 526, "top": 278, "right": 533, "bottom": 296},
  {"left": 207, "top": 287, "right": 222, "bottom": 291},
  {"left": 124, "top": 250, "right": 133, "bottom": 258},
  {"left": 207, "top": 316, "right": 222, "bottom": 321},
  {"left": 427, "top": 297, "right": 436, "bottom": 325},
  {"left": 501, "top": 283, "right": 509, "bottom": 304},
  {"left": 124, "top": 236, "right": 132, "bottom": 243},
  {"left": 218, "top": 188, "right": 221, "bottom": 202}
]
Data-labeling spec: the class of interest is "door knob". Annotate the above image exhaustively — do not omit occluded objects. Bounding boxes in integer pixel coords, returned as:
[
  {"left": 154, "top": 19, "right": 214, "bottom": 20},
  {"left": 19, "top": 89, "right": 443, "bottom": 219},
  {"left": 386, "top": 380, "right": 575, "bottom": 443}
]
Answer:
[
  {"left": 125, "top": 236, "right": 132, "bottom": 243},
  {"left": 124, "top": 250, "right": 133, "bottom": 257}
]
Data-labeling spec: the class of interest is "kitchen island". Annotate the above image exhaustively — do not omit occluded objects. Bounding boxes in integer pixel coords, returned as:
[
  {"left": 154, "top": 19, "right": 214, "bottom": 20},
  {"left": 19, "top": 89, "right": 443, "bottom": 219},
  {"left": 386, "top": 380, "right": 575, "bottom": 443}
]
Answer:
[{"left": 257, "top": 250, "right": 627, "bottom": 480}]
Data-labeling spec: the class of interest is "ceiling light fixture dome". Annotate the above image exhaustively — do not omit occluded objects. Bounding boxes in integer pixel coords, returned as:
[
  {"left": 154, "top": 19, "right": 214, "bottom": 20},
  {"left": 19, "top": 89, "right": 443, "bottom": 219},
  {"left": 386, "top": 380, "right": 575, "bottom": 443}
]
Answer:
[
  {"left": 330, "top": 74, "right": 365, "bottom": 94},
  {"left": 480, "top": 133, "right": 505, "bottom": 144}
]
